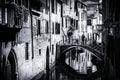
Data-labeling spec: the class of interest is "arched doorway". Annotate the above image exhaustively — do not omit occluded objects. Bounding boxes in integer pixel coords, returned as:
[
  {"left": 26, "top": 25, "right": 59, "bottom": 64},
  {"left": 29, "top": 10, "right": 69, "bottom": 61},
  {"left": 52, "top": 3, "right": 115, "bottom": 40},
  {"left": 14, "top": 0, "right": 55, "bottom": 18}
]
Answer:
[
  {"left": 46, "top": 46, "right": 49, "bottom": 80},
  {"left": 6, "top": 50, "right": 18, "bottom": 80}
]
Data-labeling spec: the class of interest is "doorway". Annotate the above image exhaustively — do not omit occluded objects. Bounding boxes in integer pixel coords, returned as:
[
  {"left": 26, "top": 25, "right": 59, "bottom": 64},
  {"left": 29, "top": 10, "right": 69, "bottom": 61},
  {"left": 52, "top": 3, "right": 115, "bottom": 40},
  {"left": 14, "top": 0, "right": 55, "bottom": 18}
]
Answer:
[
  {"left": 46, "top": 46, "right": 49, "bottom": 80},
  {"left": 6, "top": 50, "right": 18, "bottom": 80}
]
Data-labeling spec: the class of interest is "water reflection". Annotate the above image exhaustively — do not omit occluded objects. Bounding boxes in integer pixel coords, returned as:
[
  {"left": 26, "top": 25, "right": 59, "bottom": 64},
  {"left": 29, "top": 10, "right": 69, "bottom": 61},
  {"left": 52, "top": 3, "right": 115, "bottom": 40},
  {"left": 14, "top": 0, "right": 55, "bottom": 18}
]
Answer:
[
  {"left": 65, "top": 48, "right": 99, "bottom": 74},
  {"left": 42, "top": 63, "right": 102, "bottom": 80},
  {"left": 39, "top": 48, "right": 103, "bottom": 80}
]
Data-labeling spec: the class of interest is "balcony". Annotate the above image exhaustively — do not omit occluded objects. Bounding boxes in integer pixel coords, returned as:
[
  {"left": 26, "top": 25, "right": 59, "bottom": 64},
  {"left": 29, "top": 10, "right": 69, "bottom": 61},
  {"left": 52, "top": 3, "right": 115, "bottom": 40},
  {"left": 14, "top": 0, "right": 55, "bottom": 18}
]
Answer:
[
  {"left": 0, "top": 23, "right": 21, "bottom": 42},
  {"left": 0, "top": 9, "right": 22, "bottom": 41}
]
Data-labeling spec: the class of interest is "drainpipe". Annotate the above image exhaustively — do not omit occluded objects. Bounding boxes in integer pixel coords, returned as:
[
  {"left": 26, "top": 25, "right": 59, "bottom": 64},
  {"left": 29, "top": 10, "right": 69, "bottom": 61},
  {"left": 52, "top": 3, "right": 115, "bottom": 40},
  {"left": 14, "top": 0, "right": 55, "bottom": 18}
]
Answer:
[
  {"left": 0, "top": 43, "right": 3, "bottom": 80},
  {"left": 29, "top": 2, "right": 34, "bottom": 59},
  {"left": 49, "top": 0, "right": 52, "bottom": 52},
  {"left": 46, "top": 0, "right": 52, "bottom": 79}
]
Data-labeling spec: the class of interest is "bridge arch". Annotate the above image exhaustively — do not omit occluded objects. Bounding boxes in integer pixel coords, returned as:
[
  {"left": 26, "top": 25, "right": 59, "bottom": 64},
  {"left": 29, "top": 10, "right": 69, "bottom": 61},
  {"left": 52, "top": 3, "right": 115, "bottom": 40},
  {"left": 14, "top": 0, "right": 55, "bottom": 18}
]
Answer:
[
  {"left": 60, "top": 45, "right": 104, "bottom": 61},
  {"left": 57, "top": 45, "right": 106, "bottom": 79}
]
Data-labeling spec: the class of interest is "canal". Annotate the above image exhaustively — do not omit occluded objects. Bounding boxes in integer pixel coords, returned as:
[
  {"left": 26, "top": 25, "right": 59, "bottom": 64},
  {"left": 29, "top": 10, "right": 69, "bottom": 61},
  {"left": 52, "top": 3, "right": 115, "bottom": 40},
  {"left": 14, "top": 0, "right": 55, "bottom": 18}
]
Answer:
[
  {"left": 38, "top": 63, "right": 102, "bottom": 80},
  {"left": 38, "top": 47, "right": 104, "bottom": 80}
]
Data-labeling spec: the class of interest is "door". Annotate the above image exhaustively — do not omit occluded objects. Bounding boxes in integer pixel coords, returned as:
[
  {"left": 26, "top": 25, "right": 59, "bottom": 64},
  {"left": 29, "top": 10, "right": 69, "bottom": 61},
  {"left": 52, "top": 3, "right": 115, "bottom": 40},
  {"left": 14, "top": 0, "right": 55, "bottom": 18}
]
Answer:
[
  {"left": 46, "top": 46, "right": 49, "bottom": 80},
  {"left": 6, "top": 50, "right": 18, "bottom": 80}
]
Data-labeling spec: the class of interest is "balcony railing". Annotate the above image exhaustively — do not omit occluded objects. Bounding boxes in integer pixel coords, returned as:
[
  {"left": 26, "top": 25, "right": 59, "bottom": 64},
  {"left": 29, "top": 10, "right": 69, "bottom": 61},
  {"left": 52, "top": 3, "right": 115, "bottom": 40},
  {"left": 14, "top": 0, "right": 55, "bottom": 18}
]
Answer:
[{"left": 0, "top": 3, "right": 24, "bottom": 41}]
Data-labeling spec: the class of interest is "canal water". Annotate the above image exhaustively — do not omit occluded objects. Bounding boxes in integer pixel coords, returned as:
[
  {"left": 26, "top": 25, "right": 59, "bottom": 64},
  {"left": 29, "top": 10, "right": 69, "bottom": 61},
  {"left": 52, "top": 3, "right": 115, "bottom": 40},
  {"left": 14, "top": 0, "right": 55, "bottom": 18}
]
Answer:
[
  {"left": 39, "top": 48, "right": 103, "bottom": 80},
  {"left": 39, "top": 63, "right": 102, "bottom": 80},
  {"left": 65, "top": 48, "right": 100, "bottom": 74}
]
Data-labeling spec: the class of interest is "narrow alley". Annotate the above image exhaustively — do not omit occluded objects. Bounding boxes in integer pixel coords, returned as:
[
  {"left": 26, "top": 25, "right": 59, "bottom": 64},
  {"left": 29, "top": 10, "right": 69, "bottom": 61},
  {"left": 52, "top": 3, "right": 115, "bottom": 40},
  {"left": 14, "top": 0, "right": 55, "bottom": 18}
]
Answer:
[{"left": 0, "top": 0, "right": 120, "bottom": 80}]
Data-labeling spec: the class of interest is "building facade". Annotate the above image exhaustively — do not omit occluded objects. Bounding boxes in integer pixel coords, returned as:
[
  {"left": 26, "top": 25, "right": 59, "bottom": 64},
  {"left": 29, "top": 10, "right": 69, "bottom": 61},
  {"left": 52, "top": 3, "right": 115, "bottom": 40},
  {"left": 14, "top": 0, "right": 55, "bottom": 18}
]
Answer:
[
  {"left": 0, "top": 0, "right": 63, "bottom": 80},
  {"left": 0, "top": 0, "right": 88, "bottom": 80},
  {"left": 60, "top": 0, "right": 87, "bottom": 44},
  {"left": 0, "top": 0, "right": 32, "bottom": 80}
]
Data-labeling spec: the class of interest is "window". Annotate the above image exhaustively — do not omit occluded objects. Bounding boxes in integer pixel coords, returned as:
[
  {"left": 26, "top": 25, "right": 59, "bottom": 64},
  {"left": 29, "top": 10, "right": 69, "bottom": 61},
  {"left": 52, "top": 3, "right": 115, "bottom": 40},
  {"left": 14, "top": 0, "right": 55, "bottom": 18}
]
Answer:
[
  {"left": 74, "top": 0, "right": 77, "bottom": 11},
  {"left": 81, "top": 4, "right": 83, "bottom": 8},
  {"left": 31, "top": 0, "right": 40, "bottom": 11},
  {"left": 39, "top": 49, "right": 41, "bottom": 56},
  {"left": 76, "top": 20, "right": 78, "bottom": 29},
  {"left": 51, "top": 0, "right": 57, "bottom": 13},
  {"left": 55, "top": 0, "right": 57, "bottom": 14},
  {"left": 71, "top": 18, "right": 74, "bottom": 25},
  {"left": 46, "top": 21, "right": 49, "bottom": 34},
  {"left": 87, "top": 20, "right": 92, "bottom": 25},
  {"left": 22, "top": 0, "right": 29, "bottom": 8},
  {"left": 55, "top": 23, "right": 60, "bottom": 34},
  {"left": 45, "top": 0, "right": 49, "bottom": 15},
  {"left": 25, "top": 43, "right": 29, "bottom": 60},
  {"left": 52, "top": 22, "right": 54, "bottom": 34},
  {"left": 15, "top": 0, "right": 21, "bottom": 5},
  {"left": 1, "top": 8, "right": 6, "bottom": 24},
  {"left": 0, "top": 8, "right": 2, "bottom": 23},
  {"left": 52, "top": 0, "right": 55, "bottom": 13},
  {"left": 66, "top": 17, "right": 70, "bottom": 28},
  {"left": 18, "top": 0, "right": 21, "bottom": 5},
  {"left": 45, "top": 0, "right": 50, "bottom": 14},
  {"left": 37, "top": 20, "right": 41, "bottom": 35},
  {"left": 66, "top": 17, "right": 67, "bottom": 28},
  {"left": 56, "top": 44, "right": 57, "bottom": 54},
  {"left": 52, "top": 45, "right": 54, "bottom": 55},
  {"left": 46, "top": 0, "right": 49, "bottom": 8},
  {"left": 76, "top": 11, "right": 79, "bottom": 16}
]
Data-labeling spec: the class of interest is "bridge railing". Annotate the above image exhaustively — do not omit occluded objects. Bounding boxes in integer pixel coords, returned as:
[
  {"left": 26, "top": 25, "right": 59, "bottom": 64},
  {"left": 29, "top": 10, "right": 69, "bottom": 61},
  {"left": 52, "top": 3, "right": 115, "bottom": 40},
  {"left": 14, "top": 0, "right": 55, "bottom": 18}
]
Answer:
[
  {"left": 58, "top": 36, "right": 82, "bottom": 45},
  {"left": 87, "top": 42, "right": 104, "bottom": 54},
  {"left": 57, "top": 37, "right": 104, "bottom": 54}
]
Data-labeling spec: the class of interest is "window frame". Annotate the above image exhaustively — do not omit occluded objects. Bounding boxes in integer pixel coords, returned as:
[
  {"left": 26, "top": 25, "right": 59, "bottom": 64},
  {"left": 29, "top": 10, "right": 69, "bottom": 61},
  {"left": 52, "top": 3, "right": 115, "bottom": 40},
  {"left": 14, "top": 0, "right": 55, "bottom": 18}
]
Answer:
[
  {"left": 39, "top": 49, "right": 41, "bottom": 56},
  {"left": 37, "top": 19, "right": 41, "bottom": 35},
  {"left": 25, "top": 42, "right": 29, "bottom": 60}
]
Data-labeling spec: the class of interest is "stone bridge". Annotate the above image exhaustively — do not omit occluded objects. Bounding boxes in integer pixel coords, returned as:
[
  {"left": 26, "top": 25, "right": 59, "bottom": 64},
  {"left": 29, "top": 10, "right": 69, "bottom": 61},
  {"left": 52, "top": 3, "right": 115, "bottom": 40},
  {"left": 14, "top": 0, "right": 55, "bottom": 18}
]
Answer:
[{"left": 56, "top": 44, "right": 104, "bottom": 62}]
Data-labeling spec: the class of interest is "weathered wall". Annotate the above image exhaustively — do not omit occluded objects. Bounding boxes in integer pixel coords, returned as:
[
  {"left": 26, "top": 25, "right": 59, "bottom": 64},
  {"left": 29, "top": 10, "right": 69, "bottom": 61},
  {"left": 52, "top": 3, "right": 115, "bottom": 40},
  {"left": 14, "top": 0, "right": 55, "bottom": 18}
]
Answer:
[
  {"left": 50, "top": 2, "right": 62, "bottom": 65},
  {"left": 0, "top": 0, "right": 64, "bottom": 80},
  {"left": 13, "top": 14, "right": 34, "bottom": 80},
  {"left": 32, "top": 9, "right": 50, "bottom": 79}
]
